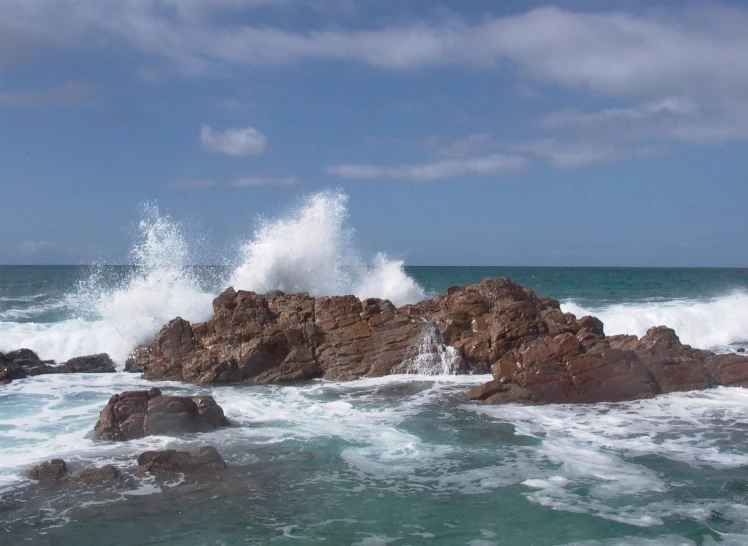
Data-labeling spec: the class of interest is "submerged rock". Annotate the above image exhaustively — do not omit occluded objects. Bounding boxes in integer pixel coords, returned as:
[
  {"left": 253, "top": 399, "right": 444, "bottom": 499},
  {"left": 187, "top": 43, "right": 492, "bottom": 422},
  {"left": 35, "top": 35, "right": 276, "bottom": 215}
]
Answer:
[
  {"left": 28, "top": 459, "right": 68, "bottom": 483},
  {"left": 72, "top": 465, "right": 121, "bottom": 485},
  {"left": 94, "top": 387, "right": 230, "bottom": 441},
  {"left": 137, "top": 446, "right": 227, "bottom": 474}
]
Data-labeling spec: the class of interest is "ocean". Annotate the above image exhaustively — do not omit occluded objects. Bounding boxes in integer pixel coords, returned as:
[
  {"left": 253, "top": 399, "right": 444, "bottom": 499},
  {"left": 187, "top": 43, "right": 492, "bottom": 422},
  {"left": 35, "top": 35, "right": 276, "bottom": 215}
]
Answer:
[{"left": 2, "top": 194, "right": 748, "bottom": 545}]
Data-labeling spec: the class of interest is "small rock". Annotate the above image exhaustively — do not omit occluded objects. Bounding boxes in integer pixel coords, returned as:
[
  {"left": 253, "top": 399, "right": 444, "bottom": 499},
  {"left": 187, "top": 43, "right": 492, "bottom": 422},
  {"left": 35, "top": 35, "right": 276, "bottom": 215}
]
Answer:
[
  {"left": 28, "top": 459, "right": 68, "bottom": 482},
  {"left": 738, "top": 348, "right": 746, "bottom": 353},
  {"left": 72, "top": 464, "right": 121, "bottom": 485},
  {"left": 60, "top": 353, "right": 116, "bottom": 373},
  {"left": 137, "top": 446, "right": 227, "bottom": 474}
]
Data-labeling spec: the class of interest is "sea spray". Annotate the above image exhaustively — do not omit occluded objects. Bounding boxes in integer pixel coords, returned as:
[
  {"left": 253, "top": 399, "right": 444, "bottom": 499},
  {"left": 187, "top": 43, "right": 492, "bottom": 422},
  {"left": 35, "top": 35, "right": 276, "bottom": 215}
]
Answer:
[
  {"left": 0, "top": 205, "right": 216, "bottom": 365},
  {"left": 229, "top": 190, "right": 426, "bottom": 307},
  {"left": 395, "top": 324, "right": 464, "bottom": 375},
  {"left": 562, "top": 292, "right": 748, "bottom": 349}
]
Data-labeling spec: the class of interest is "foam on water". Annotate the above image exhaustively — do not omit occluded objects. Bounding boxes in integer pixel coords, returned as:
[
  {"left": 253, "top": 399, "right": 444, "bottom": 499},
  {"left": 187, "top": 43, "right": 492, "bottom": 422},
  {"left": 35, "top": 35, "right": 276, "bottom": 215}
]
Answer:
[
  {"left": 562, "top": 292, "right": 748, "bottom": 350},
  {"left": 229, "top": 190, "right": 425, "bottom": 307}
]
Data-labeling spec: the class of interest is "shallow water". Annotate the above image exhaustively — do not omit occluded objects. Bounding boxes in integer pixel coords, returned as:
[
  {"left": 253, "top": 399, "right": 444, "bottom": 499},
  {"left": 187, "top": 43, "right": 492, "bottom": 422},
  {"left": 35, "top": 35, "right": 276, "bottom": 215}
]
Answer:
[{"left": 3, "top": 374, "right": 748, "bottom": 545}]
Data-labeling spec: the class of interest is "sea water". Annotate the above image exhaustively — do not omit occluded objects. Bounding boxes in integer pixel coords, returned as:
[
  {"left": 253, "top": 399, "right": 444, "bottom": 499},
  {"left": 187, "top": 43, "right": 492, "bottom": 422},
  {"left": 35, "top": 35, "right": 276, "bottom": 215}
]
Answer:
[{"left": 2, "top": 191, "right": 748, "bottom": 545}]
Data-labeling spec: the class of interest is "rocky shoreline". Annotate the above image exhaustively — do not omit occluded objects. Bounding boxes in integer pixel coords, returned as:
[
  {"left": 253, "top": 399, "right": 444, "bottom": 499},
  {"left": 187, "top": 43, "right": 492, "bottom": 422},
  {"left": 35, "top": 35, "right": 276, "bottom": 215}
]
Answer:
[{"left": 5, "top": 277, "right": 748, "bottom": 406}]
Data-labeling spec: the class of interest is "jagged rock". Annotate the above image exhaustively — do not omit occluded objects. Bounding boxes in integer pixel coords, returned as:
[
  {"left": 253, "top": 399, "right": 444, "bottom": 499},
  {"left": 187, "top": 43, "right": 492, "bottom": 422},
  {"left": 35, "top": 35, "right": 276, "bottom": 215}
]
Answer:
[
  {"left": 125, "top": 276, "right": 748, "bottom": 404},
  {"left": 72, "top": 465, "right": 121, "bottom": 485},
  {"left": 483, "top": 326, "right": 748, "bottom": 404},
  {"left": 136, "top": 278, "right": 590, "bottom": 384},
  {"left": 137, "top": 446, "right": 227, "bottom": 474},
  {"left": 94, "top": 387, "right": 230, "bottom": 441},
  {"left": 125, "top": 346, "right": 152, "bottom": 373},
  {"left": 28, "top": 459, "right": 68, "bottom": 482}
]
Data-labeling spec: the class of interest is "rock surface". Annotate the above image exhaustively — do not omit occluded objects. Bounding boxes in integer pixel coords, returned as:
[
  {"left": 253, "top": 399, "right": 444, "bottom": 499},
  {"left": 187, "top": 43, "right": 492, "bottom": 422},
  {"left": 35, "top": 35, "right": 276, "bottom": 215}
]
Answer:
[
  {"left": 135, "top": 278, "right": 594, "bottom": 384},
  {"left": 28, "top": 459, "right": 68, "bottom": 482},
  {"left": 72, "top": 464, "right": 121, "bottom": 485},
  {"left": 128, "top": 276, "right": 748, "bottom": 404},
  {"left": 466, "top": 326, "right": 748, "bottom": 405},
  {"left": 1, "top": 350, "right": 115, "bottom": 384},
  {"left": 137, "top": 446, "right": 227, "bottom": 474},
  {"left": 94, "top": 388, "right": 230, "bottom": 441}
]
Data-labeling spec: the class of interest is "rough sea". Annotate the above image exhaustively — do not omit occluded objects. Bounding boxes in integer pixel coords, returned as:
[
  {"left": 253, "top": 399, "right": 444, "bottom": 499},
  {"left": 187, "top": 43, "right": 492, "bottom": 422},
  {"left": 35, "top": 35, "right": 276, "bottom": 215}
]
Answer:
[{"left": 2, "top": 192, "right": 748, "bottom": 545}]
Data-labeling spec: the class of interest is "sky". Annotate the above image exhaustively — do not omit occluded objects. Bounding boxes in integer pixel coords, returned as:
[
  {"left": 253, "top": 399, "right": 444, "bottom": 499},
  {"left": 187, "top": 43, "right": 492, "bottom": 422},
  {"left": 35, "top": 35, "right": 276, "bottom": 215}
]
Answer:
[{"left": 1, "top": 0, "right": 748, "bottom": 267}]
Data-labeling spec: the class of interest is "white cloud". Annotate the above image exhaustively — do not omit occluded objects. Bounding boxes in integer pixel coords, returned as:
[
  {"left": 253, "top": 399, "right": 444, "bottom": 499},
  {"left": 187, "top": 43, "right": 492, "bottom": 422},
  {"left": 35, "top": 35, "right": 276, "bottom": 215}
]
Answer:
[
  {"left": 200, "top": 124, "right": 267, "bottom": 156},
  {"left": 17, "top": 240, "right": 67, "bottom": 255},
  {"left": 169, "top": 175, "right": 300, "bottom": 187},
  {"left": 0, "top": 81, "right": 97, "bottom": 109},
  {"left": 326, "top": 154, "right": 529, "bottom": 182},
  {"left": 228, "top": 175, "right": 300, "bottom": 187},
  {"left": 510, "top": 139, "right": 663, "bottom": 170}
]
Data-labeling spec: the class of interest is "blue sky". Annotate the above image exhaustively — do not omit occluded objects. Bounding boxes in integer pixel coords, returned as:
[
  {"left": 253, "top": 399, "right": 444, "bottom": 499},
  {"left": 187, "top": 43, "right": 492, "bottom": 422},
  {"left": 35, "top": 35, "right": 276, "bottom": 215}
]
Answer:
[{"left": 1, "top": 0, "right": 747, "bottom": 266}]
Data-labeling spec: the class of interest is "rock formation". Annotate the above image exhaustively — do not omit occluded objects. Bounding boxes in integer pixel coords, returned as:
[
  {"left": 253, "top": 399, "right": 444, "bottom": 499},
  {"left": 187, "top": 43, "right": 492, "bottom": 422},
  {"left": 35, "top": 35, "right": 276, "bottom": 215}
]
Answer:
[
  {"left": 1, "top": 350, "right": 115, "bottom": 384},
  {"left": 129, "top": 277, "right": 748, "bottom": 404},
  {"left": 134, "top": 278, "right": 590, "bottom": 384},
  {"left": 465, "top": 326, "right": 748, "bottom": 404},
  {"left": 93, "top": 388, "right": 229, "bottom": 441},
  {"left": 136, "top": 446, "right": 227, "bottom": 474},
  {"left": 72, "top": 465, "right": 121, "bottom": 485}
]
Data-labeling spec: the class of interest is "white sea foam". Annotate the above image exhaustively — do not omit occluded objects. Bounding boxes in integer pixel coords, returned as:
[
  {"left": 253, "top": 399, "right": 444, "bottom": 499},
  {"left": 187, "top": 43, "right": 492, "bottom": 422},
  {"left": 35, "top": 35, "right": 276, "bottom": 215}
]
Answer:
[
  {"left": 562, "top": 292, "right": 748, "bottom": 350},
  {"left": 229, "top": 190, "right": 425, "bottom": 307}
]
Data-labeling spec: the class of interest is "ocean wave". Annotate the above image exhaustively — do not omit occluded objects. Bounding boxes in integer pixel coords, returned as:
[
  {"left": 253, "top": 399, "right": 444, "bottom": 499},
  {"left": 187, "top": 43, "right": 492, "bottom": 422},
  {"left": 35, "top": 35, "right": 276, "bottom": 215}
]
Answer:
[{"left": 562, "top": 292, "right": 748, "bottom": 350}]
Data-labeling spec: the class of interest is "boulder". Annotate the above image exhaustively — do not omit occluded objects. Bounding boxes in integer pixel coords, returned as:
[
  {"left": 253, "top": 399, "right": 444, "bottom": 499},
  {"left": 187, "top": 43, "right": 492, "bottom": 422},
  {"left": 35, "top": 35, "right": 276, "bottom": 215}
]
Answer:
[
  {"left": 28, "top": 459, "right": 68, "bottom": 482},
  {"left": 481, "top": 326, "right": 748, "bottom": 404},
  {"left": 59, "top": 354, "right": 116, "bottom": 373},
  {"left": 72, "top": 464, "right": 121, "bottom": 485},
  {"left": 137, "top": 446, "right": 227, "bottom": 474},
  {"left": 125, "top": 346, "right": 152, "bottom": 373},
  {"left": 94, "top": 388, "right": 229, "bottom": 441}
]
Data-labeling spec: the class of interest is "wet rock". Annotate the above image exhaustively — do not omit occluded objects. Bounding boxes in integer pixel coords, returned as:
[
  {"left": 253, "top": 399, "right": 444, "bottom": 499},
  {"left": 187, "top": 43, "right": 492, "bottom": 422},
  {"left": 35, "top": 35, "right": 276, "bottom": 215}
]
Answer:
[
  {"left": 482, "top": 326, "right": 748, "bottom": 404},
  {"left": 124, "top": 346, "right": 152, "bottom": 373},
  {"left": 72, "top": 465, "right": 121, "bottom": 485},
  {"left": 94, "top": 387, "right": 230, "bottom": 441},
  {"left": 136, "top": 278, "right": 582, "bottom": 384},
  {"left": 59, "top": 353, "right": 116, "bottom": 373},
  {"left": 137, "top": 446, "right": 227, "bottom": 474},
  {"left": 28, "top": 459, "right": 68, "bottom": 482}
]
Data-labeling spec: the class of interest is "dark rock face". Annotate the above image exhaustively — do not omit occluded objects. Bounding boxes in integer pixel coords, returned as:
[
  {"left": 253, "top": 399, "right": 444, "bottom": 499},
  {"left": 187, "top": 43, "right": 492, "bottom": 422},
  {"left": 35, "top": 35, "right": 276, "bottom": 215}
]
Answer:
[
  {"left": 136, "top": 278, "right": 595, "bottom": 384},
  {"left": 59, "top": 354, "right": 116, "bottom": 373},
  {"left": 94, "top": 388, "right": 230, "bottom": 441},
  {"left": 1, "top": 350, "right": 116, "bottom": 384},
  {"left": 124, "top": 346, "right": 152, "bottom": 373},
  {"left": 72, "top": 465, "right": 121, "bottom": 485},
  {"left": 28, "top": 459, "right": 68, "bottom": 482},
  {"left": 137, "top": 446, "right": 227, "bottom": 474},
  {"left": 465, "top": 326, "right": 748, "bottom": 405}
]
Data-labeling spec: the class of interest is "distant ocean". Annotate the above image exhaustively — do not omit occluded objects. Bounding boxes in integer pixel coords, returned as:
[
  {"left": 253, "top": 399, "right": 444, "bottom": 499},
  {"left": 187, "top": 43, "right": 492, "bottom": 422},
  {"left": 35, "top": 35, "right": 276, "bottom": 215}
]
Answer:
[{"left": 2, "top": 192, "right": 748, "bottom": 545}]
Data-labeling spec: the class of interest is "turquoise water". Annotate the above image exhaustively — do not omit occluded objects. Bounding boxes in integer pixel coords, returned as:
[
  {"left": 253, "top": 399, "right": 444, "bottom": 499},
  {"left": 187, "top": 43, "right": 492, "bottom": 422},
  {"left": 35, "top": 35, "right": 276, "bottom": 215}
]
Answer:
[{"left": 2, "top": 265, "right": 748, "bottom": 545}]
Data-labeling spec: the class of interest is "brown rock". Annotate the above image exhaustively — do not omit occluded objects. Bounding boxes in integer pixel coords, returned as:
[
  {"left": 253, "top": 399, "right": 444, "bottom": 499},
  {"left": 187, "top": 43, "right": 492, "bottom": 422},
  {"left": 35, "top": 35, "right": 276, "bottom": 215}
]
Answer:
[
  {"left": 137, "top": 446, "right": 227, "bottom": 474},
  {"left": 72, "top": 465, "right": 121, "bottom": 485},
  {"left": 28, "top": 459, "right": 68, "bottom": 482},
  {"left": 59, "top": 353, "right": 116, "bottom": 373},
  {"left": 94, "top": 388, "right": 229, "bottom": 441}
]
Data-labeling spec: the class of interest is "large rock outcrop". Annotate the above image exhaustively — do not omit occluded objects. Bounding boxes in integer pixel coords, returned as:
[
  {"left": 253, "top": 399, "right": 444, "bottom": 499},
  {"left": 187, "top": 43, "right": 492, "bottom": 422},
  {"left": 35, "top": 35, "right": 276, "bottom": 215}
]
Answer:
[
  {"left": 465, "top": 326, "right": 748, "bottom": 405},
  {"left": 130, "top": 277, "right": 748, "bottom": 404},
  {"left": 94, "top": 388, "right": 229, "bottom": 441},
  {"left": 134, "top": 278, "right": 593, "bottom": 384}
]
